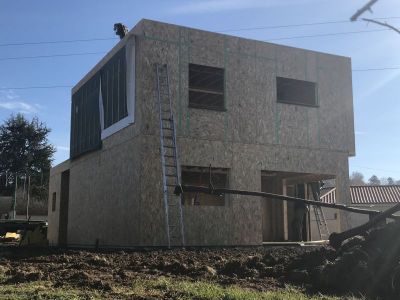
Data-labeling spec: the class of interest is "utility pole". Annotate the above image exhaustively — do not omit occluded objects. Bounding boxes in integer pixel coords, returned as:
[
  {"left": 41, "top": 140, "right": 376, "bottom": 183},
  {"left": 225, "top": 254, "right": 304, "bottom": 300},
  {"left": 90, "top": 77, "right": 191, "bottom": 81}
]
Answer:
[
  {"left": 12, "top": 173, "right": 18, "bottom": 219},
  {"left": 350, "top": 0, "right": 400, "bottom": 36},
  {"left": 26, "top": 175, "right": 31, "bottom": 220}
]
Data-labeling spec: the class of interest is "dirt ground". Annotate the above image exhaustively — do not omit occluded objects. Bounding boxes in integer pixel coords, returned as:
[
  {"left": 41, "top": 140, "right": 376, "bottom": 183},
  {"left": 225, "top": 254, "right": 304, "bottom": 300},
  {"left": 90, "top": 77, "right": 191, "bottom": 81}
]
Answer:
[
  {"left": 0, "top": 245, "right": 339, "bottom": 296},
  {"left": 1, "top": 228, "right": 399, "bottom": 300}
]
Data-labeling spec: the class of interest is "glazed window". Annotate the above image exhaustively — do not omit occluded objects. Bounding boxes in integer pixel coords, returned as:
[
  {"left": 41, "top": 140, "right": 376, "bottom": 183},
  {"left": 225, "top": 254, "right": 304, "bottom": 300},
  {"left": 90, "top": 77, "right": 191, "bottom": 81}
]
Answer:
[
  {"left": 70, "top": 74, "right": 102, "bottom": 158},
  {"left": 70, "top": 46, "right": 133, "bottom": 158},
  {"left": 276, "top": 77, "right": 317, "bottom": 107},
  {"left": 189, "top": 64, "right": 225, "bottom": 111},
  {"left": 100, "top": 47, "right": 128, "bottom": 129},
  {"left": 181, "top": 166, "right": 228, "bottom": 206}
]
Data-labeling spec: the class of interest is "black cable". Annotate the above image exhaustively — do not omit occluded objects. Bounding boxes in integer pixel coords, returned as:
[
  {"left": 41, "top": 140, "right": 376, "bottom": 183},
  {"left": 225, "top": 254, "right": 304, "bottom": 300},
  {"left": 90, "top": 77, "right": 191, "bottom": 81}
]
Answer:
[
  {"left": 0, "top": 37, "right": 117, "bottom": 47},
  {"left": 0, "top": 51, "right": 106, "bottom": 61}
]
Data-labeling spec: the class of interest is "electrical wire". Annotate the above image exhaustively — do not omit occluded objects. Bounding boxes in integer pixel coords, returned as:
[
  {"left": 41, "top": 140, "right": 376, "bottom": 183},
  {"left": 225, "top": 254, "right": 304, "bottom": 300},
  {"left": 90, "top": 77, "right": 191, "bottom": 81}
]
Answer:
[
  {"left": 0, "top": 16, "right": 399, "bottom": 48},
  {"left": 0, "top": 67, "right": 399, "bottom": 90},
  {"left": 266, "top": 28, "right": 390, "bottom": 41},
  {"left": 218, "top": 16, "right": 400, "bottom": 32},
  {"left": 0, "top": 38, "right": 117, "bottom": 47},
  {"left": 0, "top": 51, "right": 106, "bottom": 61}
]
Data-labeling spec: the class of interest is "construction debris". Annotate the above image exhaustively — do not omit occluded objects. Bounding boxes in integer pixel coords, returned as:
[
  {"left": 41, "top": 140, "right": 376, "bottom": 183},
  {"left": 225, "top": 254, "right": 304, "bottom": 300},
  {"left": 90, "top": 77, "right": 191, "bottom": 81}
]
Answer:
[{"left": 291, "top": 220, "right": 400, "bottom": 299}]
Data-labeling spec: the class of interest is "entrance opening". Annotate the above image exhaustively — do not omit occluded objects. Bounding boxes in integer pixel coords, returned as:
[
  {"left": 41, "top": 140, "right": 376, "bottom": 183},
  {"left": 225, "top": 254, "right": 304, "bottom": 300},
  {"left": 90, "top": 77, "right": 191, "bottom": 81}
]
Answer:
[
  {"left": 58, "top": 170, "right": 70, "bottom": 246},
  {"left": 261, "top": 171, "right": 334, "bottom": 242}
]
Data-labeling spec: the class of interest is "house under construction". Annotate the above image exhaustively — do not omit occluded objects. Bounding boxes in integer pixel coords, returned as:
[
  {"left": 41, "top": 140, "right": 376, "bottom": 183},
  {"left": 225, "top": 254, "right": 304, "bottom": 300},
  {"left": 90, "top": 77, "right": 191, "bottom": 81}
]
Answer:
[{"left": 47, "top": 19, "right": 355, "bottom": 247}]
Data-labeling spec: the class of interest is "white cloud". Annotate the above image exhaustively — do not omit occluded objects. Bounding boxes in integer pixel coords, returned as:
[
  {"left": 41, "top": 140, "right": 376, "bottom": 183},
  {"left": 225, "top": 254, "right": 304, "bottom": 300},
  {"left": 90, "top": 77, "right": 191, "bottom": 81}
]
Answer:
[
  {"left": 0, "top": 89, "right": 18, "bottom": 100},
  {"left": 0, "top": 101, "right": 39, "bottom": 114},
  {"left": 168, "top": 0, "right": 320, "bottom": 15},
  {"left": 56, "top": 146, "right": 70, "bottom": 151},
  {"left": 0, "top": 89, "right": 41, "bottom": 114}
]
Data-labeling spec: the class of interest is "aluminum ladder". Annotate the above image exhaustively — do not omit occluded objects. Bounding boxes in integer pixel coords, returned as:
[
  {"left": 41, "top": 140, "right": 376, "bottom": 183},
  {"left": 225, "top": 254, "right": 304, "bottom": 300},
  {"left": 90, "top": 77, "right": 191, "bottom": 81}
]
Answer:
[
  {"left": 310, "top": 183, "right": 330, "bottom": 240},
  {"left": 155, "top": 64, "right": 185, "bottom": 248}
]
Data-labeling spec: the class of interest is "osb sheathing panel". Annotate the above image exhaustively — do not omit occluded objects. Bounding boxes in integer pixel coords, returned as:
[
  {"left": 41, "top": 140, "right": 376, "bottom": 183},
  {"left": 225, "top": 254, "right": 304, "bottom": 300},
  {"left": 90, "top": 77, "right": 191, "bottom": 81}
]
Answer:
[
  {"left": 137, "top": 135, "right": 166, "bottom": 246},
  {"left": 66, "top": 131, "right": 142, "bottom": 247},
  {"left": 51, "top": 20, "right": 355, "bottom": 247},
  {"left": 136, "top": 20, "right": 354, "bottom": 155}
]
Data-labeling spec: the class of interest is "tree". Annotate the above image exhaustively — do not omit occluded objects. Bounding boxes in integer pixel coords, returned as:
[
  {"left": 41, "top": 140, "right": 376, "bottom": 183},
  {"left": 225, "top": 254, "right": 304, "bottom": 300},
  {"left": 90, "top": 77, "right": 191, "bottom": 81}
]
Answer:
[
  {"left": 350, "top": 171, "right": 365, "bottom": 186},
  {"left": 387, "top": 177, "right": 395, "bottom": 185},
  {"left": 0, "top": 114, "right": 55, "bottom": 198},
  {"left": 368, "top": 175, "right": 381, "bottom": 186}
]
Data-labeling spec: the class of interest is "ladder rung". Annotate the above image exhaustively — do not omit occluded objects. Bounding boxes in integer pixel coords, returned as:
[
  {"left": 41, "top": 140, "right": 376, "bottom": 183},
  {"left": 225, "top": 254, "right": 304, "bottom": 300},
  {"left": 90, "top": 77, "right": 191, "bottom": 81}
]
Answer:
[
  {"left": 161, "top": 118, "right": 172, "bottom": 121},
  {"left": 165, "top": 164, "right": 176, "bottom": 167},
  {"left": 162, "top": 128, "right": 173, "bottom": 131},
  {"left": 165, "top": 174, "right": 176, "bottom": 177}
]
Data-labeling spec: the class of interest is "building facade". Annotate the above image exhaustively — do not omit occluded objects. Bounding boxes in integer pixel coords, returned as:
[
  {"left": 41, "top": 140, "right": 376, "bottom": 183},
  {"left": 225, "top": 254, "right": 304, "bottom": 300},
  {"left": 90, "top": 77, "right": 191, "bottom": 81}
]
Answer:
[{"left": 48, "top": 19, "right": 355, "bottom": 247}]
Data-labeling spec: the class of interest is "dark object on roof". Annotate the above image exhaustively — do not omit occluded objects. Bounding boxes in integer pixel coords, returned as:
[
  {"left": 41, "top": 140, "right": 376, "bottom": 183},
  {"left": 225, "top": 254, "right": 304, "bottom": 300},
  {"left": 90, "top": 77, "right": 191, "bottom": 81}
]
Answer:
[{"left": 114, "top": 23, "right": 129, "bottom": 39}]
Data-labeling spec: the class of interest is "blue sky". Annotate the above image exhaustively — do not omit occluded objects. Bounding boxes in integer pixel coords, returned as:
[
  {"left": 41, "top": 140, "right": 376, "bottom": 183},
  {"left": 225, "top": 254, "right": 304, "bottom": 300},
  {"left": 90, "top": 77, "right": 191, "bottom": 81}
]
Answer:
[{"left": 0, "top": 0, "right": 399, "bottom": 181}]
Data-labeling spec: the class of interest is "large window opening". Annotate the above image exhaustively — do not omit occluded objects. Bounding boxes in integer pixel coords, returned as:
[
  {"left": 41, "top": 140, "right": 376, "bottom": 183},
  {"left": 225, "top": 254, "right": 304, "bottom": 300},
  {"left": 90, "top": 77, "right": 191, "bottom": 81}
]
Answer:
[
  {"left": 276, "top": 77, "right": 317, "bottom": 107},
  {"left": 70, "top": 74, "right": 102, "bottom": 158},
  {"left": 181, "top": 166, "right": 228, "bottom": 206},
  {"left": 70, "top": 40, "right": 135, "bottom": 159},
  {"left": 100, "top": 47, "right": 128, "bottom": 129},
  {"left": 189, "top": 64, "right": 225, "bottom": 111}
]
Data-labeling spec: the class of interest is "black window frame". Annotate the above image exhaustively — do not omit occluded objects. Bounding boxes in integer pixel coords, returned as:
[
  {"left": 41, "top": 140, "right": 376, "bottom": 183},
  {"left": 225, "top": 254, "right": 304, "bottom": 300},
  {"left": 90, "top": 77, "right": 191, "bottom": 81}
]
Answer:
[
  {"left": 70, "top": 74, "right": 102, "bottom": 159},
  {"left": 188, "top": 63, "right": 225, "bottom": 111},
  {"left": 276, "top": 77, "right": 318, "bottom": 107},
  {"left": 70, "top": 46, "right": 128, "bottom": 159},
  {"left": 101, "top": 47, "right": 128, "bottom": 129},
  {"left": 181, "top": 166, "right": 229, "bottom": 206},
  {"left": 51, "top": 192, "right": 56, "bottom": 212}
]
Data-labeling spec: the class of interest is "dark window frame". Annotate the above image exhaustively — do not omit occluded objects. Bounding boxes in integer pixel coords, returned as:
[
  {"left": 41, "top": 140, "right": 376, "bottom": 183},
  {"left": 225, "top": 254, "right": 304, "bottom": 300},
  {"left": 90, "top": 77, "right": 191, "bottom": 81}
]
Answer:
[
  {"left": 181, "top": 166, "right": 229, "bottom": 206},
  {"left": 276, "top": 77, "right": 318, "bottom": 107},
  {"left": 70, "top": 74, "right": 102, "bottom": 159},
  {"left": 70, "top": 47, "right": 128, "bottom": 159},
  {"left": 51, "top": 192, "right": 56, "bottom": 212},
  {"left": 101, "top": 47, "right": 128, "bottom": 129},
  {"left": 188, "top": 63, "right": 226, "bottom": 111}
]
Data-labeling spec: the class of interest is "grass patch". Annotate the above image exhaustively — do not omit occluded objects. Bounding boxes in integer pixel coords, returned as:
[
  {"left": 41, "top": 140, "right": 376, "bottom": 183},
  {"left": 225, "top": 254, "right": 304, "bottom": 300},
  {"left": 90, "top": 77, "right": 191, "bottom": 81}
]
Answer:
[
  {"left": 0, "top": 281, "right": 102, "bottom": 300},
  {"left": 0, "top": 275, "right": 362, "bottom": 300},
  {"left": 124, "top": 277, "right": 361, "bottom": 300}
]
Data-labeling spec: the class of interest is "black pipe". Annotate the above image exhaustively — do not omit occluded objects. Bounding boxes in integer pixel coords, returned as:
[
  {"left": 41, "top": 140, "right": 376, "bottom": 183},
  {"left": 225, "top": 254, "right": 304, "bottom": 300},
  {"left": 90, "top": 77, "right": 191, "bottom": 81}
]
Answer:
[{"left": 177, "top": 184, "right": 399, "bottom": 219}]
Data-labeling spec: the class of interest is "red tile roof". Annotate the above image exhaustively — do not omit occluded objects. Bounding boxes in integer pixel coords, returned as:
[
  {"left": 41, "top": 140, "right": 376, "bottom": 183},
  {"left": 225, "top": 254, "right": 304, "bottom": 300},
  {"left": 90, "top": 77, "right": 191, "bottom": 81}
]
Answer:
[
  {"left": 319, "top": 185, "right": 400, "bottom": 205},
  {"left": 350, "top": 185, "right": 400, "bottom": 204}
]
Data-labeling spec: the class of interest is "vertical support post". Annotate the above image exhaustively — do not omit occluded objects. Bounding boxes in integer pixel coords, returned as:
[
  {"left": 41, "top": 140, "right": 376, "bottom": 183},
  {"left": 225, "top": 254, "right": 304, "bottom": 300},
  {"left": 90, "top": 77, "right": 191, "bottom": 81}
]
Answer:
[
  {"left": 12, "top": 173, "right": 18, "bottom": 219},
  {"left": 26, "top": 176, "right": 31, "bottom": 220},
  {"left": 23, "top": 174, "right": 26, "bottom": 218},
  {"left": 282, "top": 180, "right": 289, "bottom": 241}
]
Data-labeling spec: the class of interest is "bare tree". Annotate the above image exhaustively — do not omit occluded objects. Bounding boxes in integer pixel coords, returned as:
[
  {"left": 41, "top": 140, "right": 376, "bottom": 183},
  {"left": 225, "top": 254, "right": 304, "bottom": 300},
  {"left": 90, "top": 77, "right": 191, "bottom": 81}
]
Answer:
[
  {"left": 368, "top": 175, "right": 381, "bottom": 186},
  {"left": 350, "top": 171, "right": 366, "bottom": 185}
]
